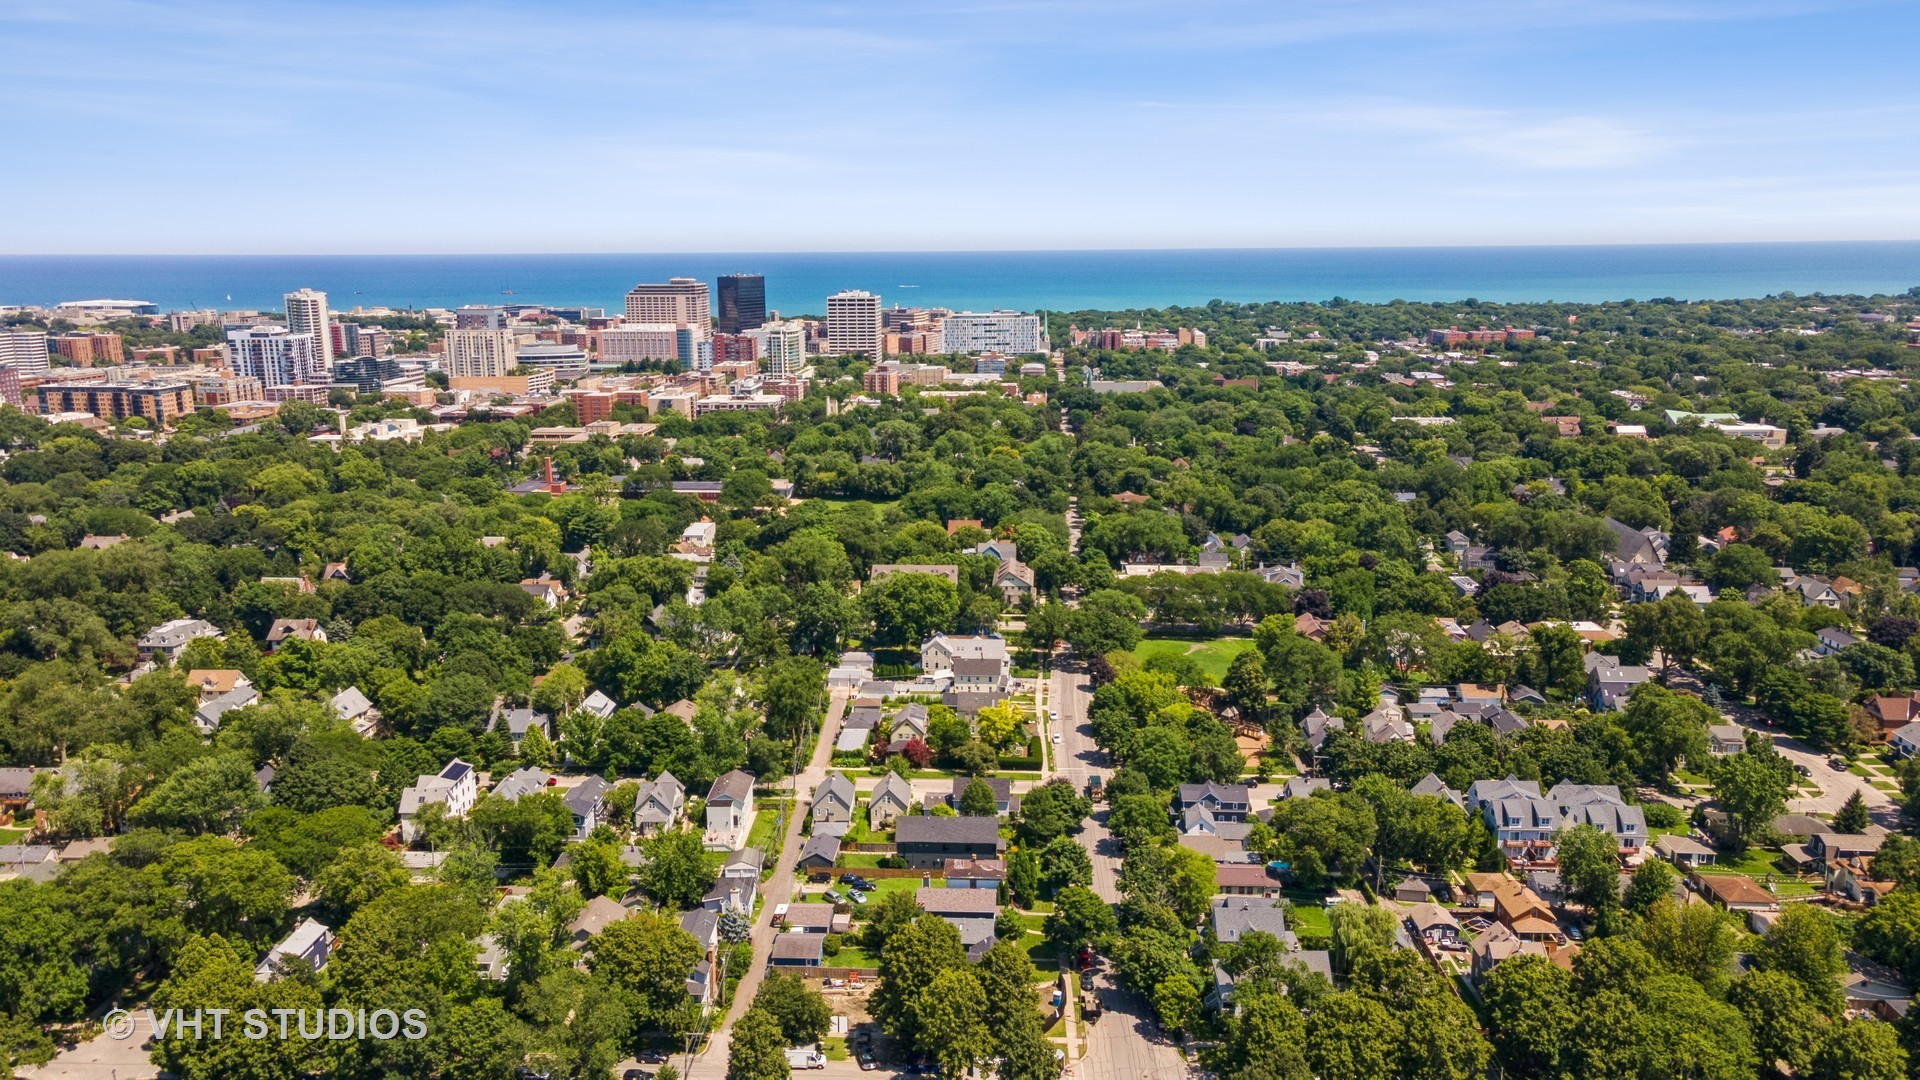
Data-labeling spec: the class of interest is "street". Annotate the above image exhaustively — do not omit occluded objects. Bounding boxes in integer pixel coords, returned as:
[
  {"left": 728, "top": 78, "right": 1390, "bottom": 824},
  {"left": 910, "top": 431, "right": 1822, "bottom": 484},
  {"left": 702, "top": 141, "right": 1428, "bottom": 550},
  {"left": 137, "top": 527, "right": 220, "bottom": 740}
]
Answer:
[{"left": 1048, "top": 665, "right": 1186, "bottom": 1080}]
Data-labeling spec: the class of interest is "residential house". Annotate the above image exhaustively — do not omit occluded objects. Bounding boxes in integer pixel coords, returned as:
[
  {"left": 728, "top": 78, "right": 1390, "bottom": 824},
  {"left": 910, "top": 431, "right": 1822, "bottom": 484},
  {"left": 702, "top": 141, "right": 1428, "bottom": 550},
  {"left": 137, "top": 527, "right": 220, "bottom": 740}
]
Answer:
[
  {"left": 868, "top": 772, "right": 914, "bottom": 831},
  {"left": 1585, "top": 654, "right": 1653, "bottom": 711},
  {"left": 796, "top": 834, "right": 840, "bottom": 871},
  {"left": 895, "top": 815, "right": 1006, "bottom": 869},
  {"left": 136, "top": 617, "right": 220, "bottom": 662},
  {"left": 945, "top": 656, "right": 1012, "bottom": 714},
  {"left": 1470, "top": 922, "right": 1560, "bottom": 983},
  {"left": 1692, "top": 872, "right": 1779, "bottom": 916},
  {"left": 579, "top": 690, "right": 618, "bottom": 720},
  {"left": 1210, "top": 898, "right": 1297, "bottom": 948},
  {"left": 1300, "top": 708, "right": 1344, "bottom": 755},
  {"left": 1491, "top": 881, "right": 1560, "bottom": 941},
  {"left": 782, "top": 902, "right": 836, "bottom": 933},
  {"left": 1465, "top": 776, "right": 1645, "bottom": 864},
  {"left": 921, "top": 633, "right": 1011, "bottom": 676},
  {"left": 1175, "top": 782, "right": 1253, "bottom": 822},
  {"left": 519, "top": 576, "right": 568, "bottom": 608},
  {"left": 770, "top": 934, "right": 825, "bottom": 967},
  {"left": 944, "top": 857, "right": 1006, "bottom": 889},
  {"left": 185, "top": 669, "right": 250, "bottom": 699},
  {"left": 704, "top": 770, "right": 756, "bottom": 848},
  {"left": 1829, "top": 857, "right": 1898, "bottom": 906},
  {"left": 194, "top": 685, "right": 258, "bottom": 732},
  {"left": 567, "top": 896, "right": 630, "bottom": 946},
  {"left": 1892, "top": 721, "right": 1920, "bottom": 759},
  {"left": 889, "top": 703, "right": 931, "bottom": 746},
  {"left": 265, "top": 618, "right": 325, "bottom": 651},
  {"left": 1816, "top": 627, "right": 1859, "bottom": 657},
  {"left": 255, "top": 918, "right": 332, "bottom": 982},
  {"left": 321, "top": 562, "right": 351, "bottom": 583},
  {"left": 1805, "top": 832, "right": 1887, "bottom": 873},
  {"left": 1655, "top": 834, "right": 1718, "bottom": 869},
  {"left": 1868, "top": 694, "right": 1920, "bottom": 743},
  {"left": 917, "top": 887, "right": 1000, "bottom": 959},
  {"left": 812, "top": 772, "right": 856, "bottom": 824},
  {"left": 633, "top": 772, "right": 686, "bottom": 834},
  {"left": 939, "top": 776, "right": 1016, "bottom": 816},
  {"left": 1410, "top": 773, "right": 1464, "bottom": 809},
  {"left": 1707, "top": 724, "right": 1746, "bottom": 756},
  {"left": 1279, "top": 776, "right": 1330, "bottom": 800},
  {"left": 1214, "top": 863, "right": 1279, "bottom": 896},
  {"left": 1406, "top": 903, "right": 1461, "bottom": 946},
  {"left": 1604, "top": 517, "right": 1665, "bottom": 565},
  {"left": 491, "top": 766, "right": 554, "bottom": 802},
  {"left": 1394, "top": 878, "right": 1433, "bottom": 903},
  {"left": 398, "top": 760, "right": 477, "bottom": 844},
  {"left": 564, "top": 777, "right": 611, "bottom": 840},
  {"left": 330, "top": 686, "right": 379, "bottom": 735},
  {"left": 0, "top": 768, "right": 32, "bottom": 810},
  {"left": 1458, "top": 872, "right": 1508, "bottom": 909},
  {"left": 991, "top": 560, "right": 1037, "bottom": 606},
  {"left": 490, "top": 706, "right": 551, "bottom": 749}
]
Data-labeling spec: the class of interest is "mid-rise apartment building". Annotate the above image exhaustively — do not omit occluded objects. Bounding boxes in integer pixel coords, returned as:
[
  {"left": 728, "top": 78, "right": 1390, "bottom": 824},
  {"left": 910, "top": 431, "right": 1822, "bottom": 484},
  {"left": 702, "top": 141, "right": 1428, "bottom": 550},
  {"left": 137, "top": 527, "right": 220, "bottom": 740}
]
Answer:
[
  {"left": 38, "top": 379, "right": 195, "bottom": 426},
  {"left": 826, "top": 290, "right": 882, "bottom": 358},
  {"left": 941, "top": 311, "right": 1045, "bottom": 355},
  {"left": 748, "top": 319, "right": 807, "bottom": 376},
  {"left": 442, "top": 329, "right": 518, "bottom": 379},
  {"left": 284, "top": 289, "right": 333, "bottom": 369},
  {"left": 0, "top": 328, "right": 51, "bottom": 377},
  {"left": 624, "top": 278, "right": 711, "bottom": 334},
  {"left": 52, "top": 333, "right": 124, "bottom": 367},
  {"left": 599, "top": 323, "right": 684, "bottom": 364}
]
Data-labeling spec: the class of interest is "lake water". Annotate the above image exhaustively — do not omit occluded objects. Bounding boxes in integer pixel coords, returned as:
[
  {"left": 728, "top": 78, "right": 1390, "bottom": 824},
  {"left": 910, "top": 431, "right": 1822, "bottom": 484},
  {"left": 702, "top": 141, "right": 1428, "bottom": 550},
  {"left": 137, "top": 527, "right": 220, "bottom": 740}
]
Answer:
[{"left": 3, "top": 242, "right": 1917, "bottom": 315}]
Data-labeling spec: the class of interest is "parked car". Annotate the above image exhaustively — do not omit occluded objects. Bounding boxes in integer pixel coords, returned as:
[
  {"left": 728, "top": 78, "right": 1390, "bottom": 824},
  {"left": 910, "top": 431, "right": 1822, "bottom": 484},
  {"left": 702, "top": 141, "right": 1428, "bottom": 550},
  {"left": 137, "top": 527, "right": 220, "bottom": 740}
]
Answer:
[
  {"left": 1051, "top": 732, "right": 1062, "bottom": 744},
  {"left": 808, "top": 871, "right": 831, "bottom": 884},
  {"left": 839, "top": 873, "right": 862, "bottom": 885},
  {"left": 849, "top": 890, "right": 868, "bottom": 905},
  {"left": 824, "top": 889, "right": 844, "bottom": 903},
  {"left": 1830, "top": 757, "right": 1849, "bottom": 770}
]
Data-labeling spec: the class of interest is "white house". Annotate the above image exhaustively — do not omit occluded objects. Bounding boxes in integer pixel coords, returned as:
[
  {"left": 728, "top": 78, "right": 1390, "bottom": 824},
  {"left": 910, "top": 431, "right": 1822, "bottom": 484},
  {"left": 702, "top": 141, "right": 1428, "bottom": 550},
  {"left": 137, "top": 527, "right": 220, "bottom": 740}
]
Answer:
[
  {"left": 920, "top": 634, "right": 1011, "bottom": 676},
  {"left": 255, "top": 917, "right": 332, "bottom": 982},
  {"left": 398, "top": 760, "right": 478, "bottom": 844}
]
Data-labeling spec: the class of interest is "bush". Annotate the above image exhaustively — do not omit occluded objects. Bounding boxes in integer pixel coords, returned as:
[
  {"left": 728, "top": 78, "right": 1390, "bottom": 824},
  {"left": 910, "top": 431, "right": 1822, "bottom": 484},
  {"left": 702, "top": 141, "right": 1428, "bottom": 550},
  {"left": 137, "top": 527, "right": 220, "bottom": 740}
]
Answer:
[
  {"left": 822, "top": 933, "right": 842, "bottom": 958},
  {"left": 879, "top": 856, "right": 908, "bottom": 869},
  {"left": 1642, "top": 801, "right": 1686, "bottom": 829}
]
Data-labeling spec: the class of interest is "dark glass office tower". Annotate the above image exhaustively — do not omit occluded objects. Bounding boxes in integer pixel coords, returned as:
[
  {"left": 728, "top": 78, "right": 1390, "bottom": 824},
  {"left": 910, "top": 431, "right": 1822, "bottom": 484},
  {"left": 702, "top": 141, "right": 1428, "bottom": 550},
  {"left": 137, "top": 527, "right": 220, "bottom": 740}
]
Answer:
[{"left": 716, "top": 274, "right": 767, "bottom": 333}]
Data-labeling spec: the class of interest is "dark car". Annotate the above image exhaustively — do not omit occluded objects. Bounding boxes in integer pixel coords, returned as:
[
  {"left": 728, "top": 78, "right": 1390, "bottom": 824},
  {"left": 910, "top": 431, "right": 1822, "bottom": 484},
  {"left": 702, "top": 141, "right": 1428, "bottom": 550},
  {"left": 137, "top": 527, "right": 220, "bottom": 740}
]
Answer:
[
  {"left": 1829, "top": 757, "right": 1849, "bottom": 770},
  {"left": 839, "top": 873, "right": 861, "bottom": 885}
]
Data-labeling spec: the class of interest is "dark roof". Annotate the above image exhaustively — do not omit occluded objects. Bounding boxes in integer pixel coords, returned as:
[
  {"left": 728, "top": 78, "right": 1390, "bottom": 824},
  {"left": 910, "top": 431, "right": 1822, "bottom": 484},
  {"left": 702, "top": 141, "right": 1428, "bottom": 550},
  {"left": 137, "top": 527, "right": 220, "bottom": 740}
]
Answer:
[{"left": 896, "top": 816, "right": 1003, "bottom": 846}]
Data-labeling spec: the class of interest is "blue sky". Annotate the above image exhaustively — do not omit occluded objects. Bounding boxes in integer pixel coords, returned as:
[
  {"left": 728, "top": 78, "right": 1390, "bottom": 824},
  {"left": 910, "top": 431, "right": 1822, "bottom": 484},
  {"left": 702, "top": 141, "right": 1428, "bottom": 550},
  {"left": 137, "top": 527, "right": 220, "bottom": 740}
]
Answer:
[{"left": 3, "top": 0, "right": 1918, "bottom": 253}]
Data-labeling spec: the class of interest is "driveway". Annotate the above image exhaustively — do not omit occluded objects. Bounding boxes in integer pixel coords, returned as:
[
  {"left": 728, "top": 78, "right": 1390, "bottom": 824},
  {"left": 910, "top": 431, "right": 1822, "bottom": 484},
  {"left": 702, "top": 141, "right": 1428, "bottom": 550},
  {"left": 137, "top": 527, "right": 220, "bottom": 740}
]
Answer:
[{"left": 681, "top": 690, "right": 849, "bottom": 1080}]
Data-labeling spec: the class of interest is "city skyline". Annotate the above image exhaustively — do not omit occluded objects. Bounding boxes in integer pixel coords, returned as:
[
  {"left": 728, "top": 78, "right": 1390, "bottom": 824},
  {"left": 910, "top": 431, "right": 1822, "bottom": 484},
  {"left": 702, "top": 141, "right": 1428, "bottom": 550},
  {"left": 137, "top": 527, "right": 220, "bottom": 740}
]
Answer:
[{"left": 3, "top": 0, "right": 1918, "bottom": 254}]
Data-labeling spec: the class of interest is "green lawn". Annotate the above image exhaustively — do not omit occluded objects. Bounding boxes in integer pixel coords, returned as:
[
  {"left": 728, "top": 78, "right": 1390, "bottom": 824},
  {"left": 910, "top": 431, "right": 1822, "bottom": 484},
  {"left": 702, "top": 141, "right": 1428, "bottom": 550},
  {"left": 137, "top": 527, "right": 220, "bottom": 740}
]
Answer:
[
  {"left": 826, "top": 945, "right": 880, "bottom": 969},
  {"left": 1278, "top": 889, "right": 1333, "bottom": 936},
  {"left": 1697, "top": 847, "right": 1815, "bottom": 897},
  {"left": 1128, "top": 636, "right": 1258, "bottom": 683},
  {"left": 0, "top": 825, "right": 30, "bottom": 845},
  {"left": 824, "top": 1037, "right": 849, "bottom": 1062},
  {"left": 748, "top": 799, "right": 791, "bottom": 855}
]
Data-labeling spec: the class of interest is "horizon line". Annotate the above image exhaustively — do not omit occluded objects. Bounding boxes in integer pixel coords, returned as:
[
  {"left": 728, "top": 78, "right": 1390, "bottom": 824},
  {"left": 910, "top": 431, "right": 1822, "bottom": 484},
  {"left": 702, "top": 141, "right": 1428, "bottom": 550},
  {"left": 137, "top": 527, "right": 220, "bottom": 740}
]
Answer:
[{"left": 9, "top": 238, "right": 1920, "bottom": 260}]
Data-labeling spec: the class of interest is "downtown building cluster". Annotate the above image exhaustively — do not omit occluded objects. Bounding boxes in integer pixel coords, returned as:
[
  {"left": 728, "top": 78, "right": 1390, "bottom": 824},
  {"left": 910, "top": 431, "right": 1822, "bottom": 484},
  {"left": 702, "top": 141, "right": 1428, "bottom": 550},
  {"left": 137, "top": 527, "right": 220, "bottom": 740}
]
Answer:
[{"left": 0, "top": 272, "right": 1054, "bottom": 431}]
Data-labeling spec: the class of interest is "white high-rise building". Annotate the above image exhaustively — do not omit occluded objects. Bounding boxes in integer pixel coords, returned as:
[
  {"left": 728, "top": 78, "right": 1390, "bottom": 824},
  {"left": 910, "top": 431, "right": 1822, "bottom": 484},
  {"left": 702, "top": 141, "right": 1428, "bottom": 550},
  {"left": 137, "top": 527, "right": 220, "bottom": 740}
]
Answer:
[
  {"left": 623, "top": 278, "right": 711, "bottom": 335},
  {"left": 825, "top": 290, "right": 882, "bottom": 358},
  {"left": 941, "top": 310, "right": 1047, "bottom": 355},
  {"left": 747, "top": 320, "right": 807, "bottom": 376},
  {"left": 442, "top": 329, "right": 518, "bottom": 379},
  {"left": 0, "top": 328, "right": 51, "bottom": 377},
  {"left": 283, "top": 288, "right": 333, "bottom": 370},
  {"left": 226, "top": 326, "right": 325, "bottom": 387}
]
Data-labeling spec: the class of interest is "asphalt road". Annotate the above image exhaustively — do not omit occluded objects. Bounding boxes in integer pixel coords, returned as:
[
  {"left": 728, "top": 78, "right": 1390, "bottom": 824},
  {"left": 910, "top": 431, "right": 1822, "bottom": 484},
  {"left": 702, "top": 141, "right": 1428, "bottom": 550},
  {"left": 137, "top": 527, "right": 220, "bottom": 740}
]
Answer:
[{"left": 1048, "top": 665, "right": 1187, "bottom": 1080}]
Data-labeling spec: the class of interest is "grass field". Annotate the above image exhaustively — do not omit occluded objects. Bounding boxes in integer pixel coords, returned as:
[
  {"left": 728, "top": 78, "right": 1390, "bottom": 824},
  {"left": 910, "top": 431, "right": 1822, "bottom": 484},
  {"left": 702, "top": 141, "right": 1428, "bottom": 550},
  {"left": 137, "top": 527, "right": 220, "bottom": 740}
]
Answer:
[{"left": 1129, "top": 636, "right": 1258, "bottom": 683}]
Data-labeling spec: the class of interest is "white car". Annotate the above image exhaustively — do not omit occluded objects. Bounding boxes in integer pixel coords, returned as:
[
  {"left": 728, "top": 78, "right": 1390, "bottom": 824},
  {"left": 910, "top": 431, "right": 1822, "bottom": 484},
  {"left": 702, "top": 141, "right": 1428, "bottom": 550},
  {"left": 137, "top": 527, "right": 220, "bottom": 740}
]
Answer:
[{"left": 1051, "top": 732, "right": 1063, "bottom": 744}]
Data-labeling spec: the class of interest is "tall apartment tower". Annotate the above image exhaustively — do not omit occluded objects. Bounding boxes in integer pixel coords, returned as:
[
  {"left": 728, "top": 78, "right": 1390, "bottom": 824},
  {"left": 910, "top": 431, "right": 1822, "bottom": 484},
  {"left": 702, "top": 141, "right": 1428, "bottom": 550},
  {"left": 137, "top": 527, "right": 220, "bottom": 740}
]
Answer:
[
  {"left": 623, "top": 277, "right": 711, "bottom": 335},
  {"left": 749, "top": 320, "right": 807, "bottom": 376},
  {"left": 227, "top": 326, "right": 325, "bottom": 387},
  {"left": 825, "top": 290, "right": 883, "bottom": 358},
  {"left": 283, "top": 288, "right": 333, "bottom": 369},
  {"left": 0, "top": 328, "right": 52, "bottom": 377},
  {"left": 716, "top": 274, "right": 767, "bottom": 334},
  {"left": 442, "top": 329, "right": 518, "bottom": 378}
]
